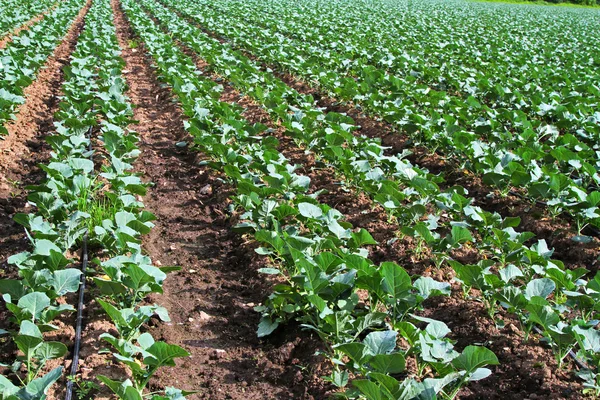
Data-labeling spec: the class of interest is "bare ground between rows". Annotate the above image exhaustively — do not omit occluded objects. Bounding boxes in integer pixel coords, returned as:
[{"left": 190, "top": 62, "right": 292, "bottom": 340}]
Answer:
[
  {"left": 231, "top": 50, "right": 597, "bottom": 400},
  {"left": 109, "top": 1, "right": 330, "bottom": 398},
  {"left": 152, "top": 16, "right": 403, "bottom": 259},
  {"left": 159, "top": 1, "right": 599, "bottom": 275},
  {"left": 0, "top": 1, "right": 96, "bottom": 398},
  {"left": 138, "top": 4, "right": 596, "bottom": 400}
]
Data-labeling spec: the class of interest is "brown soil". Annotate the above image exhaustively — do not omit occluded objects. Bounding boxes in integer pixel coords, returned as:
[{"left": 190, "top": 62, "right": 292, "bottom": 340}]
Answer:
[
  {"left": 133, "top": 6, "right": 599, "bottom": 400},
  {"left": 107, "top": 1, "right": 330, "bottom": 398},
  {"left": 0, "top": 1, "right": 93, "bottom": 398},
  {"left": 165, "top": 3, "right": 600, "bottom": 274},
  {"left": 0, "top": 4, "right": 57, "bottom": 50},
  {"left": 0, "top": 0, "right": 91, "bottom": 264},
  {"left": 421, "top": 290, "right": 588, "bottom": 400}
]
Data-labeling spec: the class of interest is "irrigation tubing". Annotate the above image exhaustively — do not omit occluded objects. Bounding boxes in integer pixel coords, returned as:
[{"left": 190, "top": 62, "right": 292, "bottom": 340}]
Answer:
[
  {"left": 65, "top": 118, "right": 94, "bottom": 400},
  {"left": 64, "top": 232, "right": 88, "bottom": 400}
]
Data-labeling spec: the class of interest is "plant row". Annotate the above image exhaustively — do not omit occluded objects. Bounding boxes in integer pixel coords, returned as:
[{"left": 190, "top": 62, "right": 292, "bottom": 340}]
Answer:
[
  {"left": 0, "top": 0, "right": 54, "bottom": 39},
  {"left": 122, "top": 0, "right": 504, "bottom": 398},
  {"left": 0, "top": 0, "right": 189, "bottom": 398},
  {"left": 176, "top": 0, "right": 600, "bottom": 233},
  {"left": 0, "top": 0, "right": 85, "bottom": 137},
  {"left": 148, "top": 0, "right": 600, "bottom": 396}
]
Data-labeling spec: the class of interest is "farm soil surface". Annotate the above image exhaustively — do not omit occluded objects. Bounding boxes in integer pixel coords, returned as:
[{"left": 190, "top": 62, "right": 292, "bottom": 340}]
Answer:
[
  {"left": 107, "top": 1, "right": 330, "bottom": 398},
  {"left": 0, "top": 1, "right": 96, "bottom": 399},
  {"left": 131, "top": 6, "right": 598, "bottom": 399},
  {"left": 165, "top": 1, "right": 600, "bottom": 274}
]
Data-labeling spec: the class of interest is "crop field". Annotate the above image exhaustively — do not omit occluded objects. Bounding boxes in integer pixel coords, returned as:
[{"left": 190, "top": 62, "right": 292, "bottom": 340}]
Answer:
[{"left": 0, "top": 0, "right": 599, "bottom": 399}]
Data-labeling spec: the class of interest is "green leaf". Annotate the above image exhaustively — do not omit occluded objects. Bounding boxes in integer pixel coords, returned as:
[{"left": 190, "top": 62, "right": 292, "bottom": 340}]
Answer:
[
  {"left": 33, "top": 239, "right": 62, "bottom": 256},
  {"left": 526, "top": 304, "right": 560, "bottom": 328},
  {"left": 525, "top": 278, "right": 555, "bottom": 300},
  {"left": 298, "top": 202, "right": 322, "bottom": 219},
  {"left": 97, "top": 299, "right": 127, "bottom": 327},
  {"left": 327, "top": 219, "right": 351, "bottom": 239},
  {"left": 257, "top": 317, "right": 278, "bottom": 337},
  {"left": 325, "top": 370, "right": 348, "bottom": 388},
  {"left": 381, "top": 262, "right": 411, "bottom": 300},
  {"left": 370, "top": 353, "right": 406, "bottom": 374},
  {"left": 336, "top": 342, "right": 370, "bottom": 364},
  {"left": 34, "top": 341, "right": 68, "bottom": 361},
  {"left": 349, "top": 229, "right": 378, "bottom": 248},
  {"left": 52, "top": 269, "right": 82, "bottom": 296},
  {"left": 469, "top": 368, "right": 492, "bottom": 381},
  {"left": 450, "top": 225, "right": 473, "bottom": 244},
  {"left": 364, "top": 330, "right": 397, "bottom": 355},
  {"left": 499, "top": 265, "right": 523, "bottom": 283},
  {"left": 22, "top": 366, "right": 63, "bottom": 398},
  {"left": 17, "top": 292, "right": 50, "bottom": 321},
  {"left": 93, "top": 278, "right": 127, "bottom": 296},
  {"left": 413, "top": 277, "right": 450, "bottom": 299},
  {"left": 353, "top": 379, "right": 383, "bottom": 400},
  {"left": 451, "top": 346, "right": 498, "bottom": 373},
  {"left": 98, "top": 377, "right": 142, "bottom": 400},
  {"left": 145, "top": 342, "right": 190, "bottom": 367},
  {"left": 0, "top": 375, "right": 18, "bottom": 397},
  {"left": 0, "top": 279, "right": 26, "bottom": 300}
]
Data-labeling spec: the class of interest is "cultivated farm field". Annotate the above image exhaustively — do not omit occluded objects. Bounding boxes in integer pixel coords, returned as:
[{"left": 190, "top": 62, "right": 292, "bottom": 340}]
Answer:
[{"left": 0, "top": 0, "right": 600, "bottom": 399}]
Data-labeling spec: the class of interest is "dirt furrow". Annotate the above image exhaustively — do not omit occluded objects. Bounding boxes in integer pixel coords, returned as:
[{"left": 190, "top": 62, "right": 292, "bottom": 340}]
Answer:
[
  {"left": 0, "top": 0, "right": 92, "bottom": 266},
  {"left": 161, "top": 3, "right": 599, "bottom": 273},
  {"left": 111, "top": 0, "right": 328, "bottom": 398},
  {"left": 0, "top": 1, "right": 94, "bottom": 398}
]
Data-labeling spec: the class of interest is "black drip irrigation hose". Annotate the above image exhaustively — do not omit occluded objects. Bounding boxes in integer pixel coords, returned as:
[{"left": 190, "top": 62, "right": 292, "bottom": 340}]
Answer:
[
  {"left": 65, "top": 120, "right": 94, "bottom": 400},
  {"left": 65, "top": 232, "right": 88, "bottom": 400}
]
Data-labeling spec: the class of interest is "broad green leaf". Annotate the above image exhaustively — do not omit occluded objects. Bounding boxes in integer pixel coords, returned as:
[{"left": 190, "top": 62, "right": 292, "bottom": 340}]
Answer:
[
  {"left": 298, "top": 202, "right": 322, "bottom": 219},
  {"left": 370, "top": 353, "right": 406, "bottom": 374},
  {"left": 364, "top": 330, "right": 397, "bottom": 355},
  {"left": 451, "top": 346, "right": 498, "bottom": 373},
  {"left": 17, "top": 292, "right": 50, "bottom": 320}
]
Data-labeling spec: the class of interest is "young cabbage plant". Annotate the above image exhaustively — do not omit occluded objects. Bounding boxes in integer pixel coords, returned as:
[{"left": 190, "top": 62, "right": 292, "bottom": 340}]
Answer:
[
  {"left": 99, "top": 333, "right": 191, "bottom": 399},
  {"left": 0, "top": 321, "right": 66, "bottom": 399}
]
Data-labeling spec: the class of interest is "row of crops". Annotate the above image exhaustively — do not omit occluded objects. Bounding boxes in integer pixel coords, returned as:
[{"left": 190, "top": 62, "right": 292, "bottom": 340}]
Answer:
[
  {"left": 0, "top": 0, "right": 54, "bottom": 39},
  {"left": 141, "top": 0, "right": 600, "bottom": 398},
  {"left": 0, "top": 0, "right": 190, "bottom": 398},
  {"left": 177, "top": 0, "right": 600, "bottom": 235},
  {"left": 0, "top": 0, "right": 599, "bottom": 398},
  {"left": 136, "top": 0, "right": 600, "bottom": 397}
]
